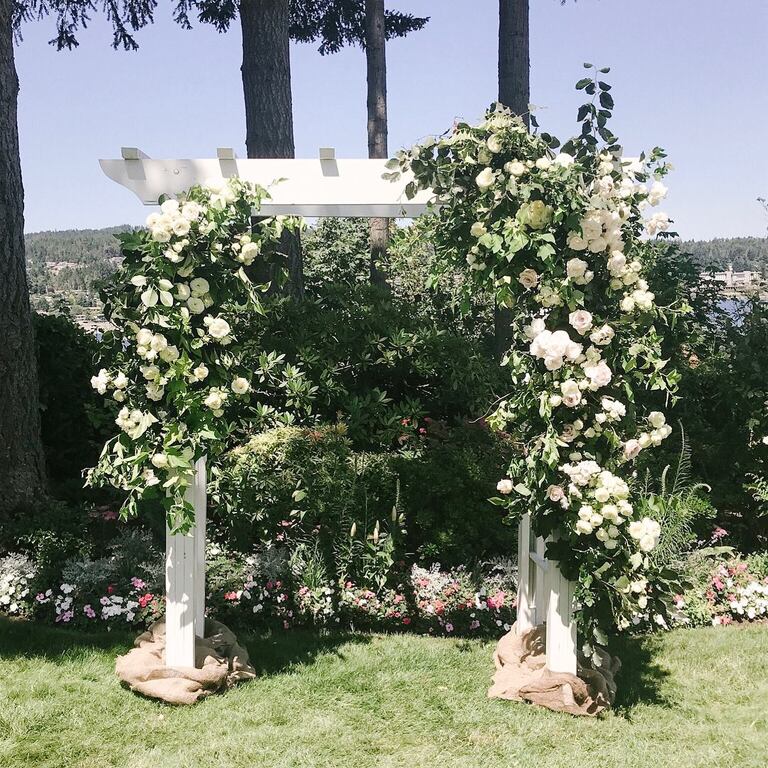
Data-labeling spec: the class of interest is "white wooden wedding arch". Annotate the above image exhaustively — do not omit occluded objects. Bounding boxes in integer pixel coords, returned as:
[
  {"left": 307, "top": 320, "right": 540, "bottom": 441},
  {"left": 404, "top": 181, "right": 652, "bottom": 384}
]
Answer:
[{"left": 100, "top": 148, "right": 577, "bottom": 675}]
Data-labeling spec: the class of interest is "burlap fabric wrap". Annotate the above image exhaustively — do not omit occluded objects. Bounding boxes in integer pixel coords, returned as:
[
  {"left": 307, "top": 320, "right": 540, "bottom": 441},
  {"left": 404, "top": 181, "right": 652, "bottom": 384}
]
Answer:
[
  {"left": 488, "top": 622, "right": 621, "bottom": 716},
  {"left": 115, "top": 619, "right": 256, "bottom": 705}
]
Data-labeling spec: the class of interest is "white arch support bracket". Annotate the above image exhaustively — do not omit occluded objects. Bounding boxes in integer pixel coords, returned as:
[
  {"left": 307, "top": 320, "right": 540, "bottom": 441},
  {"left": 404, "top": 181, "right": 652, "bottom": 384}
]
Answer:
[{"left": 100, "top": 148, "right": 433, "bottom": 218}]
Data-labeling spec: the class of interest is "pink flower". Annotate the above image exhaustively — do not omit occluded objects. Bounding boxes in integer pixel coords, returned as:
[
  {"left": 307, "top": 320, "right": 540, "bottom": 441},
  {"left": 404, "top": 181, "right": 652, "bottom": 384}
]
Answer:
[
  {"left": 35, "top": 592, "right": 46, "bottom": 602},
  {"left": 711, "top": 526, "right": 728, "bottom": 542},
  {"left": 402, "top": 617, "right": 411, "bottom": 625},
  {"left": 83, "top": 605, "right": 96, "bottom": 619},
  {"left": 130, "top": 577, "right": 146, "bottom": 590},
  {"left": 138, "top": 593, "right": 154, "bottom": 608},
  {"left": 445, "top": 623, "right": 454, "bottom": 633},
  {"left": 469, "top": 620, "right": 480, "bottom": 630},
  {"left": 223, "top": 591, "right": 238, "bottom": 602}
]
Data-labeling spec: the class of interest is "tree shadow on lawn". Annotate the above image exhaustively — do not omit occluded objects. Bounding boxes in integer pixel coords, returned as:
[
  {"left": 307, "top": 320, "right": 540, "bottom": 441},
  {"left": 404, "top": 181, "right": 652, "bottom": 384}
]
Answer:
[
  {"left": 0, "top": 616, "right": 371, "bottom": 680},
  {"left": 240, "top": 628, "right": 373, "bottom": 677},
  {"left": 610, "top": 633, "right": 674, "bottom": 717},
  {"left": 0, "top": 616, "right": 135, "bottom": 661}
]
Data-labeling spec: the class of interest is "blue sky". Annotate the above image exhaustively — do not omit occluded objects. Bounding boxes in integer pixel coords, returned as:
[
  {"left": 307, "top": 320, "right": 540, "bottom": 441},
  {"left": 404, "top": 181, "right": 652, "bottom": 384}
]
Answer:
[{"left": 15, "top": 0, "right": 768, "bottom": 239}]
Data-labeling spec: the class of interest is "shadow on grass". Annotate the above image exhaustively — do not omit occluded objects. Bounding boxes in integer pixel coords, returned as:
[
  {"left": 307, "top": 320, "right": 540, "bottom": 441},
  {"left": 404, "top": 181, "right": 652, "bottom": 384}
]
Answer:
[
  {"left": 241, "top": 628, "right": 373, "bottom": 677},
  {"left": 610, "top": 633, "right": 673, "bottom": 716},
  {"left": 0, "top": 616, "right": 371, "bottom": 679},
  {"left": 0, "top": 616, "right": 134, "bottom": 661}
]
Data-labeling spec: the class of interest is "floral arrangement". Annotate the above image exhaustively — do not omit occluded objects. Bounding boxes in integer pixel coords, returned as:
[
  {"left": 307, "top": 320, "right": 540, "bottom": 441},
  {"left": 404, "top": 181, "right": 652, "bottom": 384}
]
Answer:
[
  {"left": 392, "top": 67, "right": 687, "bottom": 658},
  {"left": 86, "top": 179, "right": 299, "bottom": 531}
]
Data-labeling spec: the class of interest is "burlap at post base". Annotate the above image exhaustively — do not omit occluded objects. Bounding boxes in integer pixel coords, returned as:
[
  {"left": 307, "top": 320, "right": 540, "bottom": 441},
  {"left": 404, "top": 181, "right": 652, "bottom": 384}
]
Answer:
[
  {"left": 115, "top": 619, "right": 256, "bottom": 705},
  {"left": 487, "top": 622, "right": 621, "bottom": 716}
]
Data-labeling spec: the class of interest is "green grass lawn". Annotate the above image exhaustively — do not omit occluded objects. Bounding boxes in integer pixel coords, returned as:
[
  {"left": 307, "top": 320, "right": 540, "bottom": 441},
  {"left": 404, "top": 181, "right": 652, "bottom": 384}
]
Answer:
[{"left": 0, "top": 618, "right": 766, "bottom": 768}]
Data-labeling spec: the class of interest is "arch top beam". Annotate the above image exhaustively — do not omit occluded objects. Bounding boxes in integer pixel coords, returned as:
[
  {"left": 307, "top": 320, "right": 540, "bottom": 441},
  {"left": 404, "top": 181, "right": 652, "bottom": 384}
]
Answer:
[{"left": 99, "top": 150, "right": 433, "bottom": 219}]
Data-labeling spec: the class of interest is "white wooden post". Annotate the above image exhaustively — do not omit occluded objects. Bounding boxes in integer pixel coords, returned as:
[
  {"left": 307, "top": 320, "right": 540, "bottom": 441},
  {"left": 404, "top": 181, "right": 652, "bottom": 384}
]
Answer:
[
  {"left": 545, "top": 549, "right": 577, "bottom": 675},
  {"left": 165, "top": 456, "right": 206, "bottom": 668},
  {"left": 516, "top": 514, "right": 534, "bottom": 634},
  {"left": 517, "top": 518, "right": 577, "bottom": 675}
]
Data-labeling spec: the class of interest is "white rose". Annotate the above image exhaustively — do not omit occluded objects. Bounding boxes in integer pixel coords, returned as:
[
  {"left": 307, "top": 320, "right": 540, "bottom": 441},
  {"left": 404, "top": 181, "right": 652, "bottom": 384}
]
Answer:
[
  {"left": 159, "top": 345, "right": 179, "bottom": 364},
  {"left": 160, "top": 199, "right": 180, "bottom": 215},
  {"left": 568, "top": 310, "right": 593, "bottom": 335},
  {"left": 487, "top": 134, "right": 502, "bottom": 153},
  {"left": 518, "top": 269, "right": 539, "bottom": 290},
  {"left": 535, "top": 157, "right": 552, "bottom": 170},
  {"left": 193, "top": 364, "right": 209, "bottom": 381},
  {"left": 187, "top": 297, "right": 205, "bottom": 314},
  {"left": 470, "top": 222, "right": 487, "bottom": 238},
  {"left": 190, "top": 277, "right": 210, "bottom": 297},
  {"left": 504, "top": 160, "right": 526, "bottom": 176},
  {"left": 204, "top": 390, "right": 225, "bottom": 411},
  {"left": 231, "top": 377, "right": 250, "bottom": 395},
  {"left": 554, "top": 152, "right": 574, "bottom": 168},
  {"left": 475, "top": 167, "right": 495, "bottom": 191},
  {"left": 624, "top": 439, "right": 642, "bottom": 460},
  {"left": 648, "top": 411, "right": 666, "bottom": 429},
  {"left": 151, "top": 453, "right": 168, "bottom": 469},
  {"left": 566, "top": 258, "right": 588, "bottom": 280},
  {"left": 205, "top": 316, "right": 231, "bottom": 340},
  {"left": 585, "top": 361, "right": 612, "bottom": 389},
  {"left": 496, "top": 479, "right": 514, "bottom": 495},
  {"left": 175, "top": 283, "right": 191, "bottom": 301},
  {"left": 567, "top": 232, "right": 588, "bottom": 251},
  {"left": 547, "top": 485, "right": 565, "bottom": 502}
]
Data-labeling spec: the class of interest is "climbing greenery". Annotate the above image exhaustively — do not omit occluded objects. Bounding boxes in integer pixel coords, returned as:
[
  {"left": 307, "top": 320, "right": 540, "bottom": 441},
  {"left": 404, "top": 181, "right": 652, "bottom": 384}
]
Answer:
[
  {"left": 393, "top": 67, "right": 688, "bottom": 656},
  {"left": 87, "top": 179, "right": 300, "bottom": 531}
]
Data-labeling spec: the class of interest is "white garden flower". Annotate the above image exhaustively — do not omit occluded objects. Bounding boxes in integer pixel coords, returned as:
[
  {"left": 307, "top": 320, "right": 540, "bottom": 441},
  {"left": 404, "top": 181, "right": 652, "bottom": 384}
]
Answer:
[
  {"left": 190, "top": 277, "right": 210, "bottom": 297},
  {"left": 646, "top": 212, "right": 670, "bottom": 236},
  {"left": 487, "top": 134, "right": 503, "bottom": 153},
  {"left": 553, "top": 152, "right": 574, "bottom": 168},
  {"left": 496, "top": 479, "right": 514, "bottom": 495},
  {"left": 192, "top": 364, "right": 209, "bottom": 381},
  {"left": 151, "top": 453, "right": 168, "bottom": 469},
  {"left": 204, "top": 388, "right": 227, "bottom": 412},
  {"left": 569, "top": 310, "right": 593, "bottom": 335},
  {"left": 475, "top": 168, "right": 495, "bottom": 190},
  {"left": 647, "top": 181, "right": 668, "bottom": 206},
  {"left": 470, "top": 222, "right": 487, "bottom": 238},
  {"left": 584, "top": 360, "right": 612, "bottom": 389},
  {"left": 648, "top": 411, "right": 666, "bottom": 429},
  {"left": 566, "top": 258, "right": 589, "bottom": 281},
  {"left": 623, "top": 439, "right": 642, "bottom": 460},
  {"left": 518, "top": 268, "right": 539, "bottom": 290},
  {"left": 90, "top": 369, "right": 110, "bottom": 395},
  {"left": 231, "top": 377, "right": 250, "bottom": 395},
  {"left": 589, "top": 324, "right": 615, "bottom": 346},
  {"left": 567, "top": 232, "right": 588, "bottom": 251},
  {"left": 504, "top": 160, "right": 526, "bottom": 176},
  {"left": 204, "top": 316, "right": 231, "bottom": 340},
  {"left": 187, "top": 297, "right": 205, "bottom": 314},
  {"left": 560, "top": 379, "right": 582, "bottom": 408}
]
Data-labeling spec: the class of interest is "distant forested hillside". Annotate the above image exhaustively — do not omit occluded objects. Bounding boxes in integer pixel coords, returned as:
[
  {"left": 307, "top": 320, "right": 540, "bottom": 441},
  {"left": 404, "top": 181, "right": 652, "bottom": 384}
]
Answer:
[
  {"left": 681, "top": 237, "right": 768, "bottom": 274},
  {"left": 25, "top": 227, "right": 132, "bottom": 315},
  {"left": 23, "top": 226, "right": 768, "bottom": 318}
]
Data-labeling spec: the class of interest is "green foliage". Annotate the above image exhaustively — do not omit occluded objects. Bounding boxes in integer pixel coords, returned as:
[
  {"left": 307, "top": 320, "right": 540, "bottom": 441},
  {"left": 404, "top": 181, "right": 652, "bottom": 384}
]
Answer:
[
  {"left": 240, "top": 283, "right": 505, "bottom": 448},
  {"left": 33, "top": 313, "right": 114, "bottom": 487},
  {"left": 212, "top": 425, "right": 403, "bottom": 592},
  {"left": 636, "top": 426, "right": 716, "bottom": 569},
  {"left": 212, "top": 423, "right": 515, "bottom": 582}
]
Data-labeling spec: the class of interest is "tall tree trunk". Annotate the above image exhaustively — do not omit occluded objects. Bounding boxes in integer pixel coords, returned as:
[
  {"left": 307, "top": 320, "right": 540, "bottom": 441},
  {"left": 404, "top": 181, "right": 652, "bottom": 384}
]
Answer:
[
  {"left": 0, "top": 1, "right": 46, "bottom": 515},
  {"left": 364, "top": 0, "right": 389, "bottom": 288},
  {"left": 240, "top": 0, "right": 303, "bottom": 298},
  {"left": 495, "top": 0, "right": 530, "bottom": 359},
  {"left": 498, "top": 0, "right": 530, "bottom": 126}
]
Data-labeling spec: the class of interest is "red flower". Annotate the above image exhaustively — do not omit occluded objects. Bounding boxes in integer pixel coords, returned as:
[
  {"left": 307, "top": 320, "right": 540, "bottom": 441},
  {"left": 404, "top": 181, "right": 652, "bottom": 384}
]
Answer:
[
  {"left": 402, "top": 617, "right": 411, "bottom": 625},
  {"left": 106, "top": 584, "right": 114, "bottom": 595},
  {"left": 138, "top": 593, "right": 154, "bottom": 608},
  {"left": 224, "top": 591, "right": 238, "bottom": 601}
]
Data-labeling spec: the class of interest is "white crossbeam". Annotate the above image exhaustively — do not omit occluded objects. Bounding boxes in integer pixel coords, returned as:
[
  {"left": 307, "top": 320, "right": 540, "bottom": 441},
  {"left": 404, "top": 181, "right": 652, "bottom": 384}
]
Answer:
[{"left": 99, "top": 151, "right": 432, "bottom": 218}]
